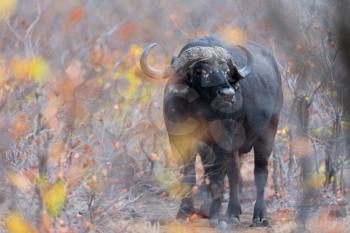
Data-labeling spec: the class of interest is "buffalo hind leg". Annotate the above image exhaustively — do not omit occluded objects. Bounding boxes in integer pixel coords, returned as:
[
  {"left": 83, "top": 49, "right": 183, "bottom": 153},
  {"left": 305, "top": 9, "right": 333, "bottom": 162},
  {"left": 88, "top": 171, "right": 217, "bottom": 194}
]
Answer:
[{"left": 226, "top": 151, "right": 241, "bottom": 224}]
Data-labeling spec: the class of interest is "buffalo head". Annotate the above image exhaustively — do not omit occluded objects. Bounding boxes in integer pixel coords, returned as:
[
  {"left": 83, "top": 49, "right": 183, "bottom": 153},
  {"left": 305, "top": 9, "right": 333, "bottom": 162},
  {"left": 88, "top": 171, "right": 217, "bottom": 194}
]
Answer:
[{"left": 140, "top": 43, "right": 253, "bottom": 112}]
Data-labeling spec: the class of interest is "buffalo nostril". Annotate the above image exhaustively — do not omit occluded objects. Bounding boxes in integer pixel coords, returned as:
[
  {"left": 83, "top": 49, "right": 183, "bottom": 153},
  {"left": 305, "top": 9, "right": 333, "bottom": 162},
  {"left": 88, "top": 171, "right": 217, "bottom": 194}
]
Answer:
[{"left": 217, "top": 88, "right": 235, "bottom": 97}]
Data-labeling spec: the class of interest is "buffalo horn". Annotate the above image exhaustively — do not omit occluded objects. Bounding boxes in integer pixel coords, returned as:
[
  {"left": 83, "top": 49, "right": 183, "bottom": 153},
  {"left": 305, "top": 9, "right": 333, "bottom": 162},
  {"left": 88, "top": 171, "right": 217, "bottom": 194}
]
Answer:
[
  {"left": 140, "top": 43, "right": 172, "bottom": 79},
  {"left": 236, "top": 45, "right": 253, "bottom": 78}
]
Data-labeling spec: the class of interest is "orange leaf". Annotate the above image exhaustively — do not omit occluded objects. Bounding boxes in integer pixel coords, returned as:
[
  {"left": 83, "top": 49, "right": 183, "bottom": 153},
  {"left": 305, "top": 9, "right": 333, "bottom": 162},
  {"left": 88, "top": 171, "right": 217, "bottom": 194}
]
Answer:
[
  {"left": 148, "top": 153, "right": 159, "bottom": 161},
  {"left": 67, "top": 6, "right": 85, "bottom": 25},
  {"left": 10, "top": 114, "right": 30, "bottom": 140}
]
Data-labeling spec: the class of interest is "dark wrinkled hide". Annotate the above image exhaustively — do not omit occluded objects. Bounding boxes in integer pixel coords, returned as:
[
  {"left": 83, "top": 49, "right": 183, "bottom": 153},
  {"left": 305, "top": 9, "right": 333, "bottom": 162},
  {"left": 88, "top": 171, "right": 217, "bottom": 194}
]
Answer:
[{"left": 163, "top": 36, "right": 283, "bottom": 227}]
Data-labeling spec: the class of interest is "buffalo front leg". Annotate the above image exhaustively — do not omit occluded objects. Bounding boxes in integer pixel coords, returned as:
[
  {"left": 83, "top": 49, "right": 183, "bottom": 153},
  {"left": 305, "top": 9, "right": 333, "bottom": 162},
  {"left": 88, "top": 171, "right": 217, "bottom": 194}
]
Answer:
[
  {"left": 204, "top": 155, "right": 226, "bottom": 228},
  {"left": 252, "top": 157, "right": 269, "bottom": 226},
  {"left": 226, "top": 151, "right": 241, "bottom": 224},
  {"left": 168, "top": 137, "right": 197, "bottom": 219},
  {"left": 251, "top": 132, "right": 275, "bottom": 226},
  {"left": 176, "top": 157, "right": 197, "bottom": 219}
]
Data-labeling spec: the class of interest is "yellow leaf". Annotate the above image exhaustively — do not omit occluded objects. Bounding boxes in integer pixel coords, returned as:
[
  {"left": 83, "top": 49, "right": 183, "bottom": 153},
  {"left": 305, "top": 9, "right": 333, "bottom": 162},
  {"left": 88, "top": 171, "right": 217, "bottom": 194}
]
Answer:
[
  {"left": 10, "top": 57, "right": 49, "bottom": 82},
  {"left": 0, "top": 0, "right": 17, "bottom": 20},
  {"left": 282, "top": 126, "right": 289, "bottom": 135},
  {"left": 218, "top": 26, "right": 246, "bottom": 45},
  {"left": 4, "top": 212, "right": 37, "bottom": 233},
  {"left": 30, "top": 57, "right": 49, "bottom": 82},
  {"left": 319, "top": 162, "right": 326, "bottom": 174},
  {"left": 43, "top": 180, "right": 67, "bottom": 216},
  {"left": 129, "top": 44, "right": 142, "bottom": 59}
]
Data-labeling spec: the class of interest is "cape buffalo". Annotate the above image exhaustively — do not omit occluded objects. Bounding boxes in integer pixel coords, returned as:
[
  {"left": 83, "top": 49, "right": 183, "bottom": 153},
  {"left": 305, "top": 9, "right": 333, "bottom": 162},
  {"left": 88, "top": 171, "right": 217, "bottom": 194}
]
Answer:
[{"left": 140, "top": 36, "right": 283, "bottom": 227}]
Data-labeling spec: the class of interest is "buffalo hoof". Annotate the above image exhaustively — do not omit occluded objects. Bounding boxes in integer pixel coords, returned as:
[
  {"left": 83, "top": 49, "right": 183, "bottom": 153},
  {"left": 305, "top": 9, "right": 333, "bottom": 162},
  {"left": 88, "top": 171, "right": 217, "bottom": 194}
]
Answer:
[
  {"left": 198, "top": 203, "right": 210, "bottom": 218},
  {"left": 209, "top": 218, "right": 228, "bottom": 230},
  {"left": 226, "top": 215, "right": 240, "bottom": 224},
  {"left": 250, "top": 218, "right": 269, "bottom": 227}
]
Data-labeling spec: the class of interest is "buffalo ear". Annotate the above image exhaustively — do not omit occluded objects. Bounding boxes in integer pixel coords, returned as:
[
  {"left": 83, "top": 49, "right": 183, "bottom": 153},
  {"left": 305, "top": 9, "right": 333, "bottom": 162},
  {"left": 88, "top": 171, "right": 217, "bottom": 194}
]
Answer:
[{"left": 228, "top": 59, "right": 244, "bottom": 83}]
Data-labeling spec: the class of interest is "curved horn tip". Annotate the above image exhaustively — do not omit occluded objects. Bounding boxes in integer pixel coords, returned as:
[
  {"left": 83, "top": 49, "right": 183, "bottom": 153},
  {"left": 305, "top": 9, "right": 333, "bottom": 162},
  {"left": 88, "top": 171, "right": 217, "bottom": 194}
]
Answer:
[
  {"left": 140, "top": 43, "right": 172, "bottom": 79},
  {"left": 141, "top": 43, "right": 159, "bottom": 61},
  {"left": 237, "top": 45, "right": 253, "bottom": 78},
  {"left": 147, "top": 43, "right": 159, "bottom": 50}
]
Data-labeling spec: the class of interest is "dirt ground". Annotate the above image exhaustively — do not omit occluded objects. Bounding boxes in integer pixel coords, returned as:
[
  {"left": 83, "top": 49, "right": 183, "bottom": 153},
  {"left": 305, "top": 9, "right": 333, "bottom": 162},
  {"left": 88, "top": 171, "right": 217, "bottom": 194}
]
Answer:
[{"left": 126, "top": 197, "right": 349, "bottom": 233}]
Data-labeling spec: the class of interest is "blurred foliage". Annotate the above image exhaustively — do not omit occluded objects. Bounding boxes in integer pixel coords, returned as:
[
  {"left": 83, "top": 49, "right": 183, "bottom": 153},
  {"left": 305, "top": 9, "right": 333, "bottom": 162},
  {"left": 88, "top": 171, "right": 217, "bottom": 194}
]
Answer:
[
  {"left": 10, "top": 56, "right": 49, "bottom": 82},
  {"left": 0, "top": 0, "right": 348, "bottom": 232},
  {"left": 218, "top": 26, "right": 247, "bottom": 45},
  {"left": 0, "top": 0, "right": 17, "bottom": 20},
  {"left": 43, "top": 180, "right": 67, "bottom": 216},
  {"left": 4, "top": 212, "right": 37, "bottom": 233}
]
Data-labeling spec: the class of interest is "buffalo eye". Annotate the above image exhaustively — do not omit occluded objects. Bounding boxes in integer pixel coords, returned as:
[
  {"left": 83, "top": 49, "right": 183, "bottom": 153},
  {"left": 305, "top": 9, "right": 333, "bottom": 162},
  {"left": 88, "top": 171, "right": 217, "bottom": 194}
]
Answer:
[
  {"left": 194, "top": 67, "right": 205, "bottom": 76},
  {"left": 192, "top": 62, "right": 209, "bottom": 77},
  {"left": 194, "top": 67, "right": 208, "bottom": 77}
]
